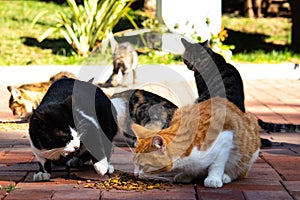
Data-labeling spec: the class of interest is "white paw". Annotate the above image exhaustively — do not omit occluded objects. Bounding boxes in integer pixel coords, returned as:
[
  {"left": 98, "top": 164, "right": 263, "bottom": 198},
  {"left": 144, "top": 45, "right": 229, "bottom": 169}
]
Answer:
[
  {"left": 222, "top": 173, "right": 232, "bottom": 184},
  {"left": 108, "top": 164, "right": 114, "bottom": 174},
  {"left": 33, "top": 171, "right": 51, "bottom": 182},
  {"left": 93, "top": 157, "right": 108, "bottom": 175},
  {"left": 66, "top": 157, "right": 83, "bottom": 167},
  {"left": 174, "top": 173, "right": 194, "bottom": 183},
  {"left": 204, "top": 176, "right": 223, "bottom": 188}
]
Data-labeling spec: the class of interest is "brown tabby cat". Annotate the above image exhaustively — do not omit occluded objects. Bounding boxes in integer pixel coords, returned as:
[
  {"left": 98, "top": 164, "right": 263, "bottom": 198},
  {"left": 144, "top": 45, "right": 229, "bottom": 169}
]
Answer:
[
  {"left": 132, "top": 97, "right": 260, "bottom": 188},
  {"left": 100, "top": 42, "right": 138, "bottom": 87},
  {"left": 7, "top": 71, "right": 76, "bottom": 120}
]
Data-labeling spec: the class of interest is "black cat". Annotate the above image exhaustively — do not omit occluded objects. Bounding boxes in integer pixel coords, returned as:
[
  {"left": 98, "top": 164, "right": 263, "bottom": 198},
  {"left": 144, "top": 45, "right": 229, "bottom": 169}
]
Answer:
[
  {"left": 181, "top": 38, "right": 245, "bottom": 112},
  {"left": 181, "top": 38, "right": 274, "bottom": 147},
  {"left": 29, "top": 78, "right": 118, "bottom": 181},
  {"left": 181, "top": 38, "right": 300, "bottom": 134}
]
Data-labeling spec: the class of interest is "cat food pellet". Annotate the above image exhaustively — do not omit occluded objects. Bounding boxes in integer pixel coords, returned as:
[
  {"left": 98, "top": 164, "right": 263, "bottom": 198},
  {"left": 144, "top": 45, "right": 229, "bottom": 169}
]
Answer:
[
  {"left": 75, "top": 173, "right": 173, "bottom": 191},
  {"left": 0, "top": 122, "right": 29, "bottom": 132}
]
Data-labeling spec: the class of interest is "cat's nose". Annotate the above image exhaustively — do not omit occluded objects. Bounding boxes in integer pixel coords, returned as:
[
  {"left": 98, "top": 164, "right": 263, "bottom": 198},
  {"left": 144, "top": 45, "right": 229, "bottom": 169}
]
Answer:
[{"left": 74, "top": 145, "right": 79, "bottom": 150}]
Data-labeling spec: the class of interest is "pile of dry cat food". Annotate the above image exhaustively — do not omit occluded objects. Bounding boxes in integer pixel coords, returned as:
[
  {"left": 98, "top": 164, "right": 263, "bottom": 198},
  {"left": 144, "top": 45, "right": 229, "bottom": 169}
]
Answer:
[
  {"left": 0, "top": 122, "right": 29, "bottom": 132},
  {"left": 74, "top": 173, "right": 173, "bottom": 191}
]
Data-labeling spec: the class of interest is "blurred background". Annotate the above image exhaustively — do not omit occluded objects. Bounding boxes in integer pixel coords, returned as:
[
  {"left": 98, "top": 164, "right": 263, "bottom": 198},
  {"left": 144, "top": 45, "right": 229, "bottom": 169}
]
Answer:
[{"left": 0, "top": 0, "right": 299, "bottom": 66}]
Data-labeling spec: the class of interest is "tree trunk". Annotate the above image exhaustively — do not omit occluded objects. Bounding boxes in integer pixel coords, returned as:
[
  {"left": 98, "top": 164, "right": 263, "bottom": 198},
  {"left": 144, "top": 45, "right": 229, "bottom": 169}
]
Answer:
[{"left": 290, "top": 0, "right": 300, "bottom": 53}]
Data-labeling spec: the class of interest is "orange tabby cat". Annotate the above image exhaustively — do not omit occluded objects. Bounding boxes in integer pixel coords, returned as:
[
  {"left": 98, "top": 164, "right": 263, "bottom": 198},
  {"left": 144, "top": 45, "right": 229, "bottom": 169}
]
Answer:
[{"left": 132, "top": 96, "right": 260, "bottom": 188}]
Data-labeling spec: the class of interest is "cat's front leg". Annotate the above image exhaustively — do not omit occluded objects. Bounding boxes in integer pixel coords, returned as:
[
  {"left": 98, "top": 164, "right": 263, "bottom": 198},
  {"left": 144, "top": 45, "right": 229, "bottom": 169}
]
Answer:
[
  {"left": 33, "top": 158, "right": 51, "bottom": 181},
  {"left": 93, "top": 157, "right": 114, "bottom": 175},
  {"left": 204, "top": 153, "right": 229, "bottom": 188},
  {"left": 132, "top": 69, "right": 137, "bottom": 84},
  {"left": 66, "top": 157, "right": 83, "bottom": 167},
  {"left": 204, "top": 130, "right": 233, "bottom": 188},
  {"left": 174, "top": 172, "right": 195, "bottom": 183},
  {"left": 119, "top": 73, "right": 129, "bottom": 87}
]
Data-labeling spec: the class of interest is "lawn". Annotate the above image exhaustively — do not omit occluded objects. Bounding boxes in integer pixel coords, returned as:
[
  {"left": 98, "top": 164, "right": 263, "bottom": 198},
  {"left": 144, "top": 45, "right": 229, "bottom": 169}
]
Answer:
[
  {"left": 0, "top": 0, "right": 84, "bottom": 65},
  {"left": 0, "top": 0, "right": 299, "bottom": 66},
  {"left": 222, "top": 14, "right": 300, "bottom": 63}
]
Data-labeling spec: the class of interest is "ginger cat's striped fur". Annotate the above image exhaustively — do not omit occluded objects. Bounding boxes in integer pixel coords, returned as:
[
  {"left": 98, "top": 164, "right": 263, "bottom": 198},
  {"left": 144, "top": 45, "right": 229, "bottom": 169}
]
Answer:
[{"left": 132, "top": 97, "right": 260, "bottom": 188}]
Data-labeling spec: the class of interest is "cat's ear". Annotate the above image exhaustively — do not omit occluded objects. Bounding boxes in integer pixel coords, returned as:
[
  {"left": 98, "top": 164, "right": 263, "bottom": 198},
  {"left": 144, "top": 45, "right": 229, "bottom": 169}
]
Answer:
[
  {"left": 132, "top": 123, "right": 153, "bottom": 139},
  {"left": 9, "top": 87, "right": 22, "bottom": 99},
  {"left": 181, "top": 38, "right": 191, "bottom": 48},
  {"left": 202, "top": 40, "right": 210, "bottom": 48},
  {"left": 151, "top": 135, "right": 166, "bottom": 151},
  {"left": 88, "top": 78, "right": 94, "bottom": 83},
  {"left": 7, "top": 86, "right": 12, "bottom": 92}
]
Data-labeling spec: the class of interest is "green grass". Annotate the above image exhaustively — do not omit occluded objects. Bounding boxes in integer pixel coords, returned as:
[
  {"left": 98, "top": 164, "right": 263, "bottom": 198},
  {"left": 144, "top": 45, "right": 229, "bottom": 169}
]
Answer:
[
  {"left": 0, "top": 1, "right": 299, "bottom": 65},
  {"left": 0, "top": 182, "right": 18, "bottom": 193},
  {"left": 222, "top": 14, "right": 300, "bottom": 63},
  {"left": 0, "top": 0, "right": 84, "bottom": 65}
]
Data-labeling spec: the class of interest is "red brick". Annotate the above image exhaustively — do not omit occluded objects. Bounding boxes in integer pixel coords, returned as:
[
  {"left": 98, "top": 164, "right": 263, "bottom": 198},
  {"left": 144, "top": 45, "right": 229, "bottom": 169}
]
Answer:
[
  {"left": 52, "top": 189, "right": 100, "bottom": 199},
  {"left": 5, "top": 189, "right": 54, "bottom": 200},
  {"left": 223, "top": 181, "right": 284, "bottom": 191},
  {"left": 17, "top": 180, "right": 79, "bottom": 190},
  {"left": 0, "top": 181, "right": 16, "bottom": 199},
  {"left": 0, "top": 151, "right": 34, "bottom": 165},
  {"left": 246, "top": 167, "right": 282, "bottom": 180},
  {"left": 0, "top": 171, "right": 27, "bottom": 182},
  {"left": 282, "top": 181, "right": 300, "bottom": 193},
  {"left": 0, "top": 162, "right": 38, "bottom": 172},
  {"left": 197, "top": 189, "right": 245, "bottom": 200},
  {"left": 101, "top": 190, "right": 196, "bottom": 200},
  {"left": 243, "top": 190, "right": 294, "bottom": 200}
]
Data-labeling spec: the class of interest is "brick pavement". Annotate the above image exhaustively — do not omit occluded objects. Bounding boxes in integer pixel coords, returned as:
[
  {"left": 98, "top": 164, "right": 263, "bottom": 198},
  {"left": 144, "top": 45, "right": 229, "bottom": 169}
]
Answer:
[{"left": 0, "top": 74, "right": 299, "bottom": 199}]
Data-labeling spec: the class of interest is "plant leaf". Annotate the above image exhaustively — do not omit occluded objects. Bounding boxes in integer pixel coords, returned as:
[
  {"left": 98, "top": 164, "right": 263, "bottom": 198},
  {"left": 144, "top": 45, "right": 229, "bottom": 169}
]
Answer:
[{"left": 37, "top": 27, "right": 59, "bottom": 42}]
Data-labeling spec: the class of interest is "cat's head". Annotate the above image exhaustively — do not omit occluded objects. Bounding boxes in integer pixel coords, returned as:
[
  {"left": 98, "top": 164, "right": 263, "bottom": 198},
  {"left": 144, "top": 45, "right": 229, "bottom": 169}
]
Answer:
[
  {"left": 7, "top": 86, "right": 35, "bottom": 118},
  {"left": 132, "top": 124, "right": 174, "bottom": 178},
  {"left": 29, "top": 96, "right": 80, "bottom": 158},
  {"left": 181, "top": 38, "right": 211, "bottom": 72}
]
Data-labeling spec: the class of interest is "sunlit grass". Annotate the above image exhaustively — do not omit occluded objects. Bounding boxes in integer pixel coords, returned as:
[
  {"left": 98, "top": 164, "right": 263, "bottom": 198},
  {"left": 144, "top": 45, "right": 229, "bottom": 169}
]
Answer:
[{"left": 0, "top": 1, "right": 299, "bottom": 65}]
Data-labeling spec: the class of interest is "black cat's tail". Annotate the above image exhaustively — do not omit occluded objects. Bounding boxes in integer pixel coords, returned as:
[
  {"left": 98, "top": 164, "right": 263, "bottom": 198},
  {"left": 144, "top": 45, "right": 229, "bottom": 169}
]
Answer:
[{"left": 258, "top": 119, "right": 300, "bottom": 133}]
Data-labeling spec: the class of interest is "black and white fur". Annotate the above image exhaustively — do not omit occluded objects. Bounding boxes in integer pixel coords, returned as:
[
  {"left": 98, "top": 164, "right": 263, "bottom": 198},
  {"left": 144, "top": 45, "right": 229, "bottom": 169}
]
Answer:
[
  {"left": 110, "top": 89, "right": 178, "bottom": 146},
  {"left": 29, "top": 78, "right": 118, "bottom": 181}
]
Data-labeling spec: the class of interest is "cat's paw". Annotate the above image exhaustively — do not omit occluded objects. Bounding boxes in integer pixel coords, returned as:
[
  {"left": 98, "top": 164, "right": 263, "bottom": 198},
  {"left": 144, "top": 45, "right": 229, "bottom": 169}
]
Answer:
[
  {"left": 33, "top": 171, "right": 51, "bottom": 182},
  {"left": 93, "top": 157, "right": 108, "bottom": 175},
  {"left": 66, "top": 157, "right": 83, "bottom": 167},
  {"left": 204, "top": 176, "right": 223, "bottom": 188},
  {"left": 174, "top": 173, "right": 194, "bottom": 183},
  {"left": 222, "top": 173, "right": 232, "bottom": 184},
  {"left": 108, "top": 164, "right": 114, "bottom": 174}
]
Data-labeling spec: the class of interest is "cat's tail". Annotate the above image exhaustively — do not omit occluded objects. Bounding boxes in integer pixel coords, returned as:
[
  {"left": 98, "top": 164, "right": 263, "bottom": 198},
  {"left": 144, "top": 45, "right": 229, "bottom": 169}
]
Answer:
[{"left": 258, "top": 119, "right": 300, "bottom": 133}]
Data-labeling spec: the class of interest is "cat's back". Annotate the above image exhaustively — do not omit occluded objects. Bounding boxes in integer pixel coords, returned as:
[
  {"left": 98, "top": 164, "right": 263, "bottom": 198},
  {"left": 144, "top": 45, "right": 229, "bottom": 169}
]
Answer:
[
  {"left": 38, "top": 78, "right": 76, "bottom": 107},
  {"left": 170, "top": 97, "right": 259, "bottom": 150},
  {"left": 205, "top": 97, "right": 260, "bottom": 152},
  {"left": 18, "top": 82, "right": 51, "bottom": 92}
]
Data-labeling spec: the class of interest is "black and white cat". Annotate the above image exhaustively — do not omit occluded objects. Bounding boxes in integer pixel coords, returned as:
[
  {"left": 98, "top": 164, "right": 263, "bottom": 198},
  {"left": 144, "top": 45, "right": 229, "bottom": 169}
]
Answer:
[{"left": 29, "top": 78, "right": 118, "bottom": 181}]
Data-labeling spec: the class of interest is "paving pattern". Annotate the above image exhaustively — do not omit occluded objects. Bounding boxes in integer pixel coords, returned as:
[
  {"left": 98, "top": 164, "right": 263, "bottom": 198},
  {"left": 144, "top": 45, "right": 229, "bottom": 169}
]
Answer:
[{"left": 0, "top": 67, "right": 299, "bottom": 200}]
